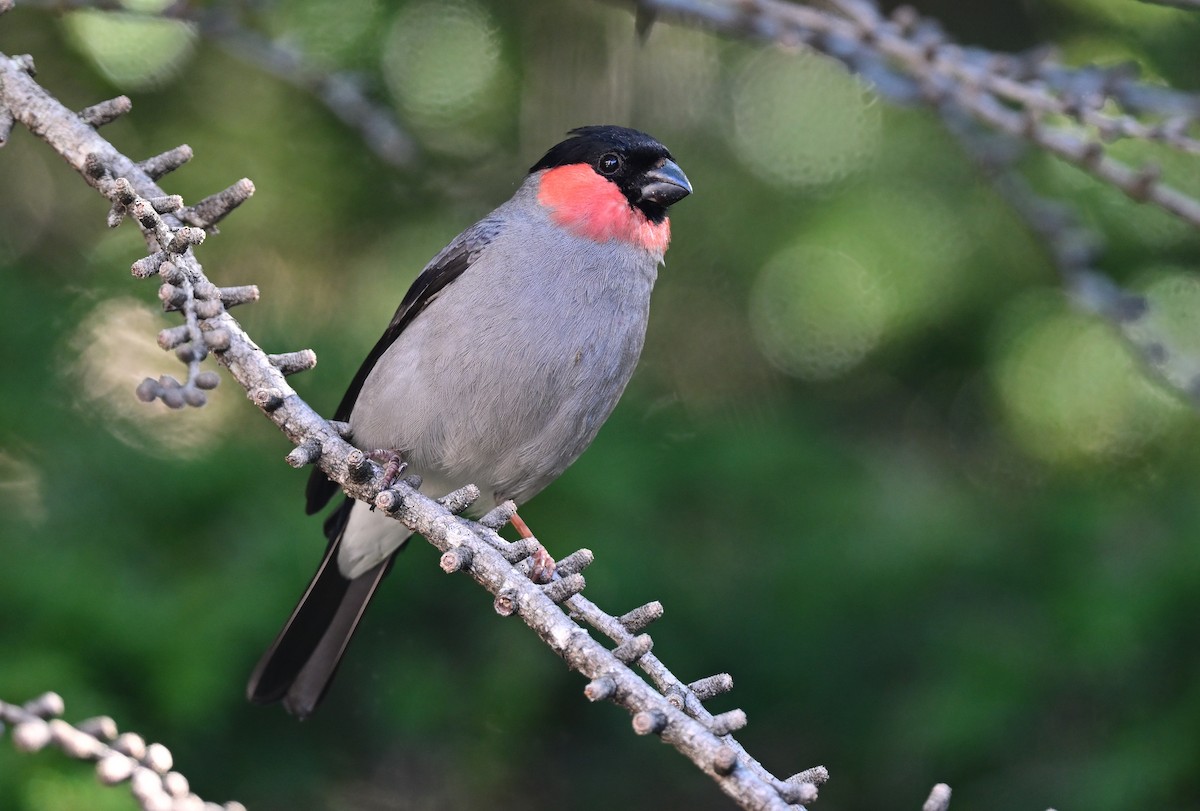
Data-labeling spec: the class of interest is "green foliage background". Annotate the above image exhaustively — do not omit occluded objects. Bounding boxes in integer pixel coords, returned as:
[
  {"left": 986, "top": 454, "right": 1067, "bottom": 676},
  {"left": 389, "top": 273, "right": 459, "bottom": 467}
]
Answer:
[{"left": 2, "top": 1, "right": 1200, "bottom": 809}]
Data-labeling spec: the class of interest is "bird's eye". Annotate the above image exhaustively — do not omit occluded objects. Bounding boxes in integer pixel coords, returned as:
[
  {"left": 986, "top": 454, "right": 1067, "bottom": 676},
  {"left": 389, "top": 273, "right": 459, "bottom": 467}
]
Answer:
[{"left": 597, "top": 153, "right": 622, "bottom": 175}]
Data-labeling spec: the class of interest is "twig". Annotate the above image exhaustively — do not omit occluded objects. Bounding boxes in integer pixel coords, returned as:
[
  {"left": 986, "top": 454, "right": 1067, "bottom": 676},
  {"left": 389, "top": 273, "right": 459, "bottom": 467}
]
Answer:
[
  {"left": 200, "top": 17, "right": 418, "bottom": 170},
  {"left": 626, "top": 0, "right": 1200, "bottom": 227},
  {"left": 922, "top": 783, "right": 952, "bottom": 811},
  {"left": 0, "top": 692, "right": 246, "bottom": 811},
  {"left": 0, "top": 45, "right": 821, "bottom": 811},
  {"left": 623, "top": 0, "right": 1200, "bottom": 410},
  {"left": 26, "top": 0, "right": 417, "bottom": 169},
  {"left": 933, "top": 60, "right": 1200, "bottom": 408}
]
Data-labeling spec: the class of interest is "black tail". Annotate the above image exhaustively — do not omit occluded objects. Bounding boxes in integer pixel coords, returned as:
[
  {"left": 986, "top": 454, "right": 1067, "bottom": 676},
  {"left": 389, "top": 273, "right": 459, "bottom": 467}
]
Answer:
[{"left": 247, "top": 498, "right": 393, "bottom": 719}]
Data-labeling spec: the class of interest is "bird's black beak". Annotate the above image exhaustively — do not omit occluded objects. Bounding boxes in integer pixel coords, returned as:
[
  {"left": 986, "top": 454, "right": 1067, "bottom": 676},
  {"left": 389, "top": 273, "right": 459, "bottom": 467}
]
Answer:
[{"left": 639, "top": 159, "right": 692, "bottom": 207}]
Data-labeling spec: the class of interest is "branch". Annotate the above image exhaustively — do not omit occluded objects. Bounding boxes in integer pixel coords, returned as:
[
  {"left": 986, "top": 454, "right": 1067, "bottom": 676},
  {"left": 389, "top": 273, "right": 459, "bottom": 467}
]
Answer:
[
  {"left": 625, "top": 0, "right": 1200, "bottom": 408},
  {"left": 628, "top": 0, "right": 1200, "bottom": 225},
  {"left": 26, "top": 0, "right": 418, "bottom": 170},
  {"left": 941, "top": 110, "right": 1200, "bottom": 406},
  {"left": 200, "top": 19, "right": 417, "bottom": 170},
  {"left": 0, "top": 41, "right": 833, "bottom": 811},
  {"left": 923, "top": 783, "right": 952, "bottom": 811},
  {"left": 41, "top": 0, "right": 1200, "bottom": 390},
  {"left": 1, "top": 692, "right": 246, "bottom": 811}
]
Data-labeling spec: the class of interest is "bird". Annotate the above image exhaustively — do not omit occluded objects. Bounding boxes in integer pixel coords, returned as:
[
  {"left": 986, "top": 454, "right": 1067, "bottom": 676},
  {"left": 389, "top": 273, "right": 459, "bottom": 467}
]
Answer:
[{"left": 246, "top": 125, "right": 692, "bottom": 719}]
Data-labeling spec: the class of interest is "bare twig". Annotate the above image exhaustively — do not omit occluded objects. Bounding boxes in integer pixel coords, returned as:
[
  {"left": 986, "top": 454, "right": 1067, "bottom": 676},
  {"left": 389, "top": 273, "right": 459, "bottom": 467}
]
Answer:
[
  {"left": 923, "top": 783, "right": 952, "bottom": 811},
  {"left": 620, "top": 0, "right": 1200, "bottom": 411},
  {"left": 77, "top": 94, "right": 131, "bottom": 127},
  {"left": 0, "top": 692, "right": 246, "bottom": 811},
  {"left": 200, "top": 17, "right": 418, "bottom": 170},
  {"left": 25, "top": 0, "right": 417, "bottom": 169},
  {"left": 0, "top": 45, "right": 823, "bottom": 811},
  {"left": 180, "top": 177, "right": 256, "bottom": 231},
  {"left": 626, "top": 0, "right": 1200, "bottom": 228}
]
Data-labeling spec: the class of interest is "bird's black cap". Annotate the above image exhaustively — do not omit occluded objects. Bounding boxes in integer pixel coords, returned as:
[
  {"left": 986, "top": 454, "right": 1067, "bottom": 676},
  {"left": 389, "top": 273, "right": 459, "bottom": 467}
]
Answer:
[{"left": 530, "top": 125, "right": 691, "bottom": 223}]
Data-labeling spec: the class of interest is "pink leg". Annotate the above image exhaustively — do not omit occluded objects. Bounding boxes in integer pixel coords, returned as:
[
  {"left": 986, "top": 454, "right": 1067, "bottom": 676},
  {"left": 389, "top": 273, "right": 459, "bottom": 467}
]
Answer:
[{"left": 512, "top": 511, "right": 556, "bottom": 584}]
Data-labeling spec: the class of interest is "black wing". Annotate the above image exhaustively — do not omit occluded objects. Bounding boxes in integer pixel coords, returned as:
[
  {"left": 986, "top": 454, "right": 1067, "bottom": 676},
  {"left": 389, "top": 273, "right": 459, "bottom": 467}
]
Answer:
[{"left": 305, "top": 215, "right": 505, "bottom": 514}]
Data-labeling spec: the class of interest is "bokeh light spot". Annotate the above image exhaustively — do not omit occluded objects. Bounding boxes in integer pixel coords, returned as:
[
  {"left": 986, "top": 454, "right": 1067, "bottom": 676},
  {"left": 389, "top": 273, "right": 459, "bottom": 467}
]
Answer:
[
  {"left": 731, "top": 48, "right": 881, "bottom": 190},
  {"left": 271, "top": 0, "right": 383, "bottom": 66},
  {"left": 993, "top": 295, "right": 1185, "bottom": 464},
  {"left": 749, "top": 245, "right": 887, "bottom": 380},
  {"left": 1123, "top": 268, "right": 1200, "bottom": 393},
  {"left": 63, "top": 9, "right": 196, "bottom": 90},
  {"left": 382, "top": 0, "right": 504, "bottom": 150},
  {"left": 633, "top": 26, "right": 721, "bottom": 130},
  {"left": 66, "top": 298, "right": 232, "bottom": 458},
  {"left": 850, "top": 188, "right": 974, "bottom": 333}
]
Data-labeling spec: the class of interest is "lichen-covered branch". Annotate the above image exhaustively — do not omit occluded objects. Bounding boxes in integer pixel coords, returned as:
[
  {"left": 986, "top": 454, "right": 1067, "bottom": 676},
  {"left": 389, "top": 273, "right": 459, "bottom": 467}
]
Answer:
[{"left": 0, "top": 42, "right": 828, "bottom": 811}]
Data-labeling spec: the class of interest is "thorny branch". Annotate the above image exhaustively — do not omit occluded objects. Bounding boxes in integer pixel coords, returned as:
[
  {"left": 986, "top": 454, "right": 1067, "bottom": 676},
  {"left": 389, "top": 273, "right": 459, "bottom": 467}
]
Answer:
[{"left": 0, "top": 24, "right": 838, "bottom": 811}]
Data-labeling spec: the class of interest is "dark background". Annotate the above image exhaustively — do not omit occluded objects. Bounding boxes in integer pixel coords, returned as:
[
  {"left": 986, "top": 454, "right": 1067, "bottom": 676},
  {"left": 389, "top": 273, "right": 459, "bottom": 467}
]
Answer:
[{"left": 2, "top": 1, "right": 1199, "bottom": 809}]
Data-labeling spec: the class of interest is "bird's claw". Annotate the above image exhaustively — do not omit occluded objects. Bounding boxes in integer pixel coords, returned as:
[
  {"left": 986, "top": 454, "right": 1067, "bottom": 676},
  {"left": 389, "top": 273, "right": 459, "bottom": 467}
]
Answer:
[
  {"left": 368, "top": 449, "right": 407, "bottom": 490},
  {"left": 529, "top": 544, "right": 556, "bottom": 584},
  {"left": 507, "top": 511, "right": 554, "bottom": 582}
]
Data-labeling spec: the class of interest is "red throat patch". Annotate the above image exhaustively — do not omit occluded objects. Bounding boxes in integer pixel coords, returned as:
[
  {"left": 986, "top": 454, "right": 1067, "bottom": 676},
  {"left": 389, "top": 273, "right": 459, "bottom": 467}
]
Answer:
[{"left": 536, "top": 164, "right": 671, "bottom": 256}]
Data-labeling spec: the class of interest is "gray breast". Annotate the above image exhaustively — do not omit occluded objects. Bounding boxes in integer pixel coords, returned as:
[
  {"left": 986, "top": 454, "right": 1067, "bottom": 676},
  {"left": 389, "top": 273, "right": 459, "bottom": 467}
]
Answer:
[{"left": 350, "top": 200, "right": 659, "bottom": 506}]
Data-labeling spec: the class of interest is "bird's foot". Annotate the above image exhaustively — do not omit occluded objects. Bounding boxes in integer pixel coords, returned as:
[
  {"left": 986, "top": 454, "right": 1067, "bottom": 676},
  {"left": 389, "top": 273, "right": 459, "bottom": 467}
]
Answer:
[
  {"left": 367, "top": 449, "right": 407, "bottom": 490},
  {"left": 529, "top": 544, "right": 556, "bottom": 584},
  {"left": 511, "top": 511, "right": 556, "bottom": 584}
]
